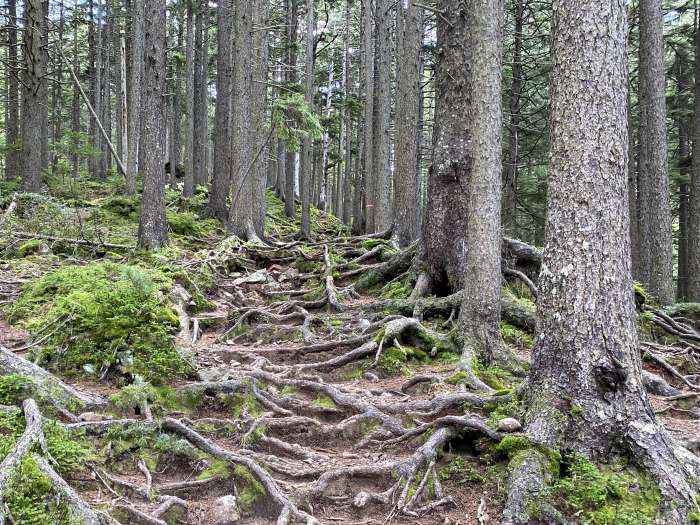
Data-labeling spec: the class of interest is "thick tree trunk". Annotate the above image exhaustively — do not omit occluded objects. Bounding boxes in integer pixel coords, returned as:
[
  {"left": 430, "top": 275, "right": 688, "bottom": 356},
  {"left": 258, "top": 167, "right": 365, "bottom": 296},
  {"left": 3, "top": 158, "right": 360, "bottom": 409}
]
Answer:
[
  {"left": 20, "top": 0, "right": 49, "bottom": 193},
  {"left": 299, "top": 0, "right": 315, "bottom": 239},
  {"left": 414, "top": 2, "right": 473, "bottom": 295},
  {"left": 628, "top": 90, "right": 640, "bottom": 280},
  {"left": 355, "top": 0, "right": 374, "bottom": 235},
  {"left": 457, "top": 0, "right": 512, "bottom": 371},
  {"left": 126, "top": 0, "right": 144, "bottom": 195},
  {"left": 228, "top": 0, "right": 259, "bottom": 241},
  {"left": 5, "top": 0, "right": 19, "bottom": 180},
  {"left": 392, "top": 0, "right": 422, "bottom": 246},
  {"left": 676, "top": 52, "right": 691, "bottom": 301},
  {"left": 137, "top": 0, "right": 168, "bottom": 249},
  {"left": 503, "top": 0, "right": 700, "bottom": 521},
  {"left": 371, "top": 0, "right": 392, "bottom": 233},
  {"left": 209, "top": 0, "right": 233, "bottom": 221},
  {"left": 637, "top": 0, "right": 673, "bottom": 305},
  {"left": 501, "top": 0, "right": 524, "bottom": 235}
]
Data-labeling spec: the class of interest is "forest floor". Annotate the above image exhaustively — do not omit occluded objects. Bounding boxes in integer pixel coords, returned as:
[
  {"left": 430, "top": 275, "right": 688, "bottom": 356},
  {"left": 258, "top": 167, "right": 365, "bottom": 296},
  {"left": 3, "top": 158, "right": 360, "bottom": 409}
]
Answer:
[{"left": 0, "top": 178, "right": 698, "bottom": 525}]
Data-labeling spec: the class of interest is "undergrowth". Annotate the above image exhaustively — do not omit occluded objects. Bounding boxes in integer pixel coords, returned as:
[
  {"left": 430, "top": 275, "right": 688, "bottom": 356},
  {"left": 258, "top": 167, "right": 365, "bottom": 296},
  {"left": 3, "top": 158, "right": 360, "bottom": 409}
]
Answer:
[{"left": 4, "top": 262, "right": 191, "bottom": 384}]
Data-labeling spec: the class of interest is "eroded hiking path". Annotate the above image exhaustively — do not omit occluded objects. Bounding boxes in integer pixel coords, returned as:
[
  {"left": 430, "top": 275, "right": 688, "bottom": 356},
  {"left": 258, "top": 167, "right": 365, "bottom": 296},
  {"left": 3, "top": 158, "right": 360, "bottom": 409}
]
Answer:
[{"left": 0, "top": 222, "right": 698, "bottom": 525}]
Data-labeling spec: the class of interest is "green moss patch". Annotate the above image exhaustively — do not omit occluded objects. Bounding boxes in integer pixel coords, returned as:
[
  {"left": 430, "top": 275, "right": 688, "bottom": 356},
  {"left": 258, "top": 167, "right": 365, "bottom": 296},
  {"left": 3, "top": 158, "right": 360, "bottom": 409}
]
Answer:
[
  {"left": 4, "top": 262, "right": 191, "bottom": 384},
  {"left": 500, "top": 322, "right": 533, "bottom": 349},
  {"left": 553, "top": 454, "right": 660, "bottom": 525}
]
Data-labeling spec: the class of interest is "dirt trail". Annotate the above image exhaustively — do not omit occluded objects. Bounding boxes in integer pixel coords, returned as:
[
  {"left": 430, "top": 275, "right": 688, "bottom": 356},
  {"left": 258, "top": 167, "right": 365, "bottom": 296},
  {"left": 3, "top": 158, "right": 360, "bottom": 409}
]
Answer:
[{"left": 0, "top": 232, "right": 698, "bottom": 525}]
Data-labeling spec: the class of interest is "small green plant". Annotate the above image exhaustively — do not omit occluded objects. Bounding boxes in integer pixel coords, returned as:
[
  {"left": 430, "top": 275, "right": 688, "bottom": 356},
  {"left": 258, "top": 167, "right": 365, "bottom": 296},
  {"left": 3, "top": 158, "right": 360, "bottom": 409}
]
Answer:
[
  {"left": 312, "top": 394, "right": 337, "bottom": 409},
  {"left": 500, "top": 322, "right": 534, "bottom": 349},
  {"left": 0, "top": 374, "right": 33, "bottom": 405},
  {"left": 233, "top": 465, "right": 266, "bottom": 509}
]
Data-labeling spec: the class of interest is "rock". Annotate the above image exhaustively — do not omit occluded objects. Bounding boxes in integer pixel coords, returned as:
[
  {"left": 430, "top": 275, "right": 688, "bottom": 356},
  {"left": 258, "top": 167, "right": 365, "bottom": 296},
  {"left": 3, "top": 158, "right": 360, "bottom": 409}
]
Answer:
[
  {"left": 233, "top": 270, "right": 268, "bottom": 286},
  {"left": 211, "top": 495, "right": 240, "bottom": 525},
  {"left": 198, "top": 366, "right": 233, "bottom": 382},
  {"left": 78, "top": 412, "right": 111, "bottom": 422},
  {"left": 497, "top": 417, "right": 522, "bottom": 432},
  {"left": 364, "top": 372, "right": 380, "bottom": 382},
  {"left": 37, "top": 243, "right": 51, "bottom": 255},
  {"left": 353, "top": 491, "right": 371, "bottom": 508}
]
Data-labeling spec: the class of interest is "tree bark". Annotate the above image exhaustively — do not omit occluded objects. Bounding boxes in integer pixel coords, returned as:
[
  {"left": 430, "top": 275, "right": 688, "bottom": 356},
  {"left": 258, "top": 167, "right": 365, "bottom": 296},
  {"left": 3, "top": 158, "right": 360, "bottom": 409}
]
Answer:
[
  {"left": 126, "top": 0, "right": 144, "bottom": 194},
  {"left": 371, "top": 0, "right": 393, "bottom": 233},
  {"left": 284, "top": 0, "right": 298, "bottom": 219},
  {"left": 184, "top": 4, "right": 195, "bottom": 197},
  {"left": 503, "top": 0, "right": 700, "bottom": 521},
  {"left": 501, "top": 0, "right": 524, "bottom": 235},
  {"left": 20, "top": 0, "right": 49, "bottom": 193},
  {"left": 299, "top": 0, "right": 315, "bottom": 239},
  {"left": 637, "top": 0, "right": 673, "bottom": 305},
  {"left": 457, "top": 0, "right": 511, "bottom": 370},
  {"left": 393, "top": 0, "right": 422, "bottom": 246},
  {"left": 253, "top": 0, "right": 271, "bottom": 237},
  {"left": 228, "top": 0, "right": 259, "bottom": 241},
  {"left": 193, "top": 0, "right": 209, "bottom": 187},
  {"left": 137, "top": 0, "right": 168, "bottom": 249},
  {"left": 209, "top": 0, "right": 233, "bottom": 221},
  {"left": 5, "top": 0, "right": 20, "bottom": 180}
]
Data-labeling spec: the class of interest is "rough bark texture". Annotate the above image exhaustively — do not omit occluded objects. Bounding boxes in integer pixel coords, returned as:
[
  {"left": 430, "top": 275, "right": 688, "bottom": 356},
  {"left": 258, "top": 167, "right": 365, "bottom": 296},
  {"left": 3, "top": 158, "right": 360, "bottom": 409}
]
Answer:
[
  {"left": 184, "top": 4, "right": 195, "bottom": 197},
  {"left": 253, "top": 0, "right": 271, "bottom": 237},
  {"left": 229, "top": 0, "right": 258, "bottom": 240},
  {"left": 126, "top": 0, "right": 144, "bottom": 195},
  {"left": 636, "top": 0, "right": 673, "bottom": 305},
  {"left": 20, "top": 0, "right": 49, "bottom": 193},
  {"left": 193, "top": 0, "right": 208, "bottom": 187},
  {"left": 299, "top": 0, "right": 315, "bottom": 239},
  {"left": 457, "top": 0, "right": 508, "bottom": 367},
  {"left": 209, "top": 0, "right": 233, "bottom": 222},
  {"left": 137, "top": 0, "right": 168, "bottom": 249},
  {"left": 355, "top": 0, "right": 374, "bottom": 235},
  {"left": 501, "top": 0, "right": 524, "bottom": 235},
  {"left": 371, "top": 0, "right": 392, "bottom": 233},
  {"left": 5, "top": 0, "right": 20, "bottom": 180},
  {"left": 504, "top": 1, "right": 700, "bottom": 522},
  {"left": 628, "top": 90, "right": 640, "bottom": 281},
  {"left": 688, "top": 27, "right": 700, "bottom": 301},
  {"left": 675, "top": 51, "right": 691, "bottom": 301},
  {"left": 393, "top": 0, "right": 422, "bottom": 247},
  {"left": 415, "top": 1, "right": 472, "bottom": 295},
  {"left": 284, "top": 0, "right": 298, "bottom": 219}
]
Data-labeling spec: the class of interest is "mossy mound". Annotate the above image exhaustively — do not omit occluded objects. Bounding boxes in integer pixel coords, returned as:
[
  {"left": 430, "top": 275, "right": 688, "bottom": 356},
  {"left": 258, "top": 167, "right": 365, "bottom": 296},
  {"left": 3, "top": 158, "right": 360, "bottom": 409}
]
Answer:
[{"left": 4, "top": 262, "right": 191, "bottom": 384}]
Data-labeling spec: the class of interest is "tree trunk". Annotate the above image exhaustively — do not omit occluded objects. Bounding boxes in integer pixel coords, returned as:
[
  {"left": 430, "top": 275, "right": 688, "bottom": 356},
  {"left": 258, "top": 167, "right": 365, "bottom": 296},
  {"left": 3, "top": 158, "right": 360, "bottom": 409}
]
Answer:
[
  {"left": 228, "top": 0, "right": 258, "bottom": 241},
  {"left": 284, "top": 0, "right": 298, "bottom": 219},
  {"left": 299, "top": 0, "right": 315, "bottom": 239},
  {"left": 371, "top": 0, "right": 392, "bottom": 232},
  {"left": 392, "top": 0, "right": 422, "bottom": 246},
  {"left": 137, "top": 0, "right": 168, "bottom": 249},
  {"left": 193, "top": 0, "right": 208, "bottom": 187},
  {"left": 502, "top": 0, "right": 524, "bottom": 235},
  {"left": 252, "top": 0, "right": 271, "bottom": 237},
  {"left": 184, "top": 4, "right": 195, "bottom": 197},
  {"left": 5, "top": 0, "right": 20, "bottom": 180},
  {"left": 355, "top": 0, "right": 374, "bottom": 234},
  {"left": 675, "top": 51, "right": 691, "bottom": 301},
  {"left": 71, "top": 24, "right": 81, "bottom": 179},
  {"left": 637, "top": 0, "right": 673, "bottom": 305},
  {"left": 126, "top": 0, "right": 144, "bottom": 194},
  {"left": 688, "top": 25, "right": 700, "bottom": 301},
  {"left": 457, "top": 0, "right": 513, "bottom": 373},
  {"left": 20, "top": 0, "right": 49, "bottom": 192},
  {"left": 503, "top": 0, "right": 700, "bottom": 521},
  {"left": 209, "top": 0, "right": 233, "bottom": 221}
]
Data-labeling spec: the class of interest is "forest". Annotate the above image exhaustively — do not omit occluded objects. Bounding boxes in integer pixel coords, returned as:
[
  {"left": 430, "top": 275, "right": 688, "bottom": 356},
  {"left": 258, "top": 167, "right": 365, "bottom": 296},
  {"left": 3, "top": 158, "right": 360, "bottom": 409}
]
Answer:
[{"left": 0, "top": 0, "right": 699, "bottom": 523}]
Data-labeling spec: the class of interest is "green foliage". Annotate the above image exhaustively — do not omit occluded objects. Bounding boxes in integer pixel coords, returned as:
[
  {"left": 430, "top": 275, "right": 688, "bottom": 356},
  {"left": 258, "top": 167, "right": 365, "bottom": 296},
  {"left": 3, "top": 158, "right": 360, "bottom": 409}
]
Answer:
[
  {"left": 0, "top": 374, "right": 34, "bottom": 405},
  {"left": 312, "top": 394, "right": 337, "bottom": 409},
  {"left": 473, "top": 359, "right": 515, "bottom": 390},
  {"left": 446, "top": 371, "right": 469, "bottom": 385},
  {"left": 438, "top": 456, "right": 466, "bottom": 481},
  {"left": 233, "top": 465, "right": 266, "bottom": 509},
  {"left": 271, "top": 93, "right": 323, "bottom": 152},
  {"left": 16, "top": 239, "right": 44, "bottom": 258},
  {"left": 224, "top": 391, "right": 263, "bottom": 418},
  {"left": 100, "top": 195, "right": 141, "bottom": 219},
  {"left": 552, "top": 454, "right": 660, "bottom": 525},
  {"left": 110, "top": 383, "right": 201, "bottom": 416},
  {"left": 500, "top": 322, "right": 534, "bottom": 349},
  {"left": 5, "top": 262, "right": 190, "bottom": 384},
  {"left": 486, "top": 397, "right": 524, "bottom": 428},
  {"left": 0, "top": 408, "right": 92, "bottom": 524},
  {"left": 166, "top": 209, "right": 219, "bottom": 237},
  {"left": 377, "top": 345, "right": 429, "bottom": 374}
]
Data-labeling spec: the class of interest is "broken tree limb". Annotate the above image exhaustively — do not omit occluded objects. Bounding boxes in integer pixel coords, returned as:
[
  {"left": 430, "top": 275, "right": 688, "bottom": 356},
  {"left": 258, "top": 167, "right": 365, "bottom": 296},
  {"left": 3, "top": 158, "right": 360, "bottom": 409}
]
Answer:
[{"left": 10, "top": 231, "right": 134, "bottom": 251}]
